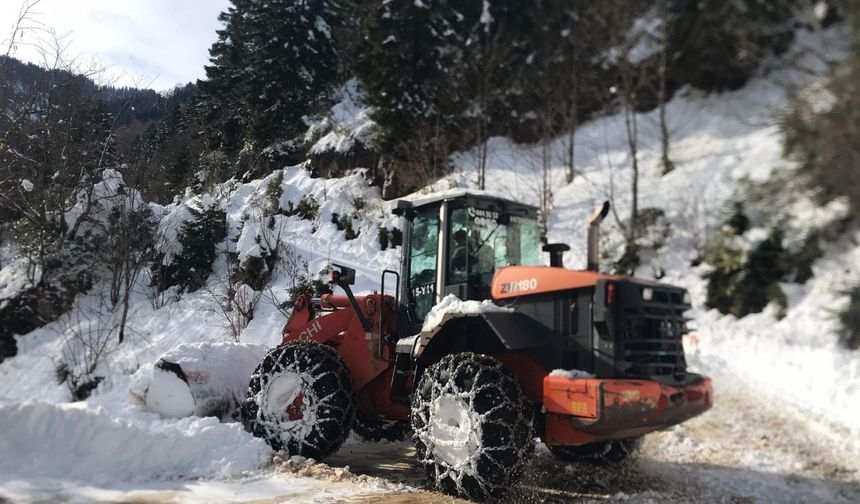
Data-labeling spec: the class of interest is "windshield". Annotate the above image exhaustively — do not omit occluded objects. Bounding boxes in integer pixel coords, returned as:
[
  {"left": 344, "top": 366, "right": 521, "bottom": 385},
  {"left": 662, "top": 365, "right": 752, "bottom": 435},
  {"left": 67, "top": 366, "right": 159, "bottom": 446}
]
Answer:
[
  {"left": 448, "top": 207, "right": 540, "bottom": 286},
  {"left": 408, "top": 208, "right": 439, "bottom": 321}
]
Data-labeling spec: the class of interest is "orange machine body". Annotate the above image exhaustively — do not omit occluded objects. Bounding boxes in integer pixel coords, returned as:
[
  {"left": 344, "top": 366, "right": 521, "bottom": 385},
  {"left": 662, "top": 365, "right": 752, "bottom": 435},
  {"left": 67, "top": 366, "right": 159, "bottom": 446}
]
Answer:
[
  {"left": 282, "top": 293, "right": 410, "bottom": 421},
  {"left": 282, "top": 265, "right": 712, "bottom": 445},
  {"left": 542, "top": 374, "right": 712, "bottom": 445},
  {"left": 492, "top": 265, "right": 618, "bottom": 300}
]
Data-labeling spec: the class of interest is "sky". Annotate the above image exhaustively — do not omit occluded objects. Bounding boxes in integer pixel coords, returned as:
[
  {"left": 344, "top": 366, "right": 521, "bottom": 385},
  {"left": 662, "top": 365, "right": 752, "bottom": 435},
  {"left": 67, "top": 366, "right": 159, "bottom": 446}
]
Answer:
[{"left": 0, "top": 0, "right": 231, "bottom": 91}]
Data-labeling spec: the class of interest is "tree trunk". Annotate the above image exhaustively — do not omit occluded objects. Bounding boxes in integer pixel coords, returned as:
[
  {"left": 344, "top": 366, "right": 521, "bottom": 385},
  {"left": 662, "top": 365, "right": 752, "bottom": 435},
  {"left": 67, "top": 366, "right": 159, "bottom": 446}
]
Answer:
[
  {"left": 565, "top": 75, "right": 578, "bottom": 184},
  {"left": 478, "top": 139, "right": 488, "bottom": 190},
  {"left": 565, "top": 37, "right": 578, "bottom": 184},
  {"left": 659, "top": 0, "right": 675, "bottom": 175},
  {"left": 623, "top": 96, "right": 639, "bottom": 245}
]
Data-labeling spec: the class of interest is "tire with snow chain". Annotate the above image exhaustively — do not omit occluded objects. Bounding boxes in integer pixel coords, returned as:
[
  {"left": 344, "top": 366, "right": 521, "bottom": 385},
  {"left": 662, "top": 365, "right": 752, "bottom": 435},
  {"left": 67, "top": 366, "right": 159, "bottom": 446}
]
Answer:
[
  {"left": 550, "top": 437, "right": 642, "bottom": 465},
  {"left": 411, "top": 353, "right": 534, "bottom": 502},
  {"left": 241, "top": 340, "right": 354, "bottom": 460},
  {"left": 353, "top": 411, "right": 410, "bottom": 442}
]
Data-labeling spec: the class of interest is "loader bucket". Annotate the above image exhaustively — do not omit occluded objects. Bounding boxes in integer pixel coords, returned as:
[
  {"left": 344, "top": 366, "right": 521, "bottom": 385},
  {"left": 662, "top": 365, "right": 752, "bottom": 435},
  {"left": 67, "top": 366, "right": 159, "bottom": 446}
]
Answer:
[{"left": 142, "top": 342, "right": 269, "bottom": 419}]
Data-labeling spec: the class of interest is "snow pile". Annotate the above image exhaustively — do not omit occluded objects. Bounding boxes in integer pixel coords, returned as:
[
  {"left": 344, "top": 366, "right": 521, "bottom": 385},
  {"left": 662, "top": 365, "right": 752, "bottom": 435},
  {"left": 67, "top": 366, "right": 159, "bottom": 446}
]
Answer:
[
  {"left": 0, "top": 256, "right": 38, "bottom": 309},
  {"left": 0, "top": 401, "right": 271, "bottom": 484},
  {"left": 145, "top": 364, "right": 196, "bottom": 418},
  {"left": 421, "top": 294, "right": 511, "bottom": 333},
  {"left": 549, "top": 369, "right": 595, "bottom": 379},
  {"left": 141, "top": 342, "right": 269, "bottom": 419},
  {"left": 307, "top": 79, "right": 376, "bottom": 154},
  {"left": 693, "top": 233, "right": 860, "bottom": 439}
]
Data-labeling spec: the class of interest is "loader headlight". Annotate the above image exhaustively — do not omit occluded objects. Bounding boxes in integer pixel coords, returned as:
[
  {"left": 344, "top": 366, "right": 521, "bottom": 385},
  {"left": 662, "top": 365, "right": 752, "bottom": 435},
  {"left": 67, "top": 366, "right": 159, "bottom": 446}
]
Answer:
[{"left": 642, "top": 287, "right": 653, "bottom": 301}]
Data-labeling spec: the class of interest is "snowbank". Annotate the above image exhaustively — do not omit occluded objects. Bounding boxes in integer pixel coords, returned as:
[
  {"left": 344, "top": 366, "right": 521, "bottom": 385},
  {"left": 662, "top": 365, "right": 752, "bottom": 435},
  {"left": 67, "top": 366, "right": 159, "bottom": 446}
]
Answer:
[
  {"left": 693, "top": 233, "right": 860, "bottom": 439},
  {"left": 141, "top": 342, "right": 270, "bottom": 418},
  {"left": 0, "top": 401, "right": 271, "bottom": 484},
  {"left": 0, "top": 158, "right": 402, "bottom": 498}
]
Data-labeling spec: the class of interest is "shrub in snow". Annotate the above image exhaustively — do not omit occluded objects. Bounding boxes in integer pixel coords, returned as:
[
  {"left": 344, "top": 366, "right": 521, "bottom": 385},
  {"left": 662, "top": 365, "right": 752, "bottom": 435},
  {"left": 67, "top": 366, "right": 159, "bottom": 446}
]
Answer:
[
  {"left": 54, "top": 298, "right": 118, "bottom": 400},
  {"left": 703, "top": 188, "right": 835, "bottom": 319},
  {"left": 376, "top": 225, "right": 403, "bottom": 251},
  {"left": 231, "top": 254, "right": 277, "bottom": 292},
  {"left": 389, "top": 227, "right": 403, "bottom": 247},
  {"left": 104, "top": 205, "right": 158, "bottom": 307},
  {"left": 613, "top": 207, "right": 672, "bottom": 276},
  {"left": 331, "top": 212, "right": 359, "bottom": 240},
  {"left": 782, "top": 40, "right": 860, "bottom": 222},
  {"left": 264, "top": 171, "right": 285, "bottom": 216},
  {"left": 704, "top": 227, "right": 789, "bottom": 318},
  {"left": 283, "top": 195, "right": 320, "bottom": 222},
  {"left": 838, "top": 286, "right": 860, "bottom": 350},
  {"left": 151, "top": 204, "right": 227, "bottom": 293},
  {"left": 377, "top": 226, "right": 390, "bottom": 250},
  {"left": 0, "top": 216, "right": 108, "bottom": 362}
]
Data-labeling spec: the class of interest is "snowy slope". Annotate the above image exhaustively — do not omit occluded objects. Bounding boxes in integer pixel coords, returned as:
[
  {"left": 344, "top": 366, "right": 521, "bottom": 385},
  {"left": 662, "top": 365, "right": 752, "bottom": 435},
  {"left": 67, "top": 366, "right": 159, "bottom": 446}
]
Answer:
[
  {"left": 441, "top": 27, "right": 860, "bottom": 442},
  {"left": 0, "top": 23, "right": 858, "bottom": 502},
  {"left": 0, "top": 167, "right": 404, "bottom": 500}
]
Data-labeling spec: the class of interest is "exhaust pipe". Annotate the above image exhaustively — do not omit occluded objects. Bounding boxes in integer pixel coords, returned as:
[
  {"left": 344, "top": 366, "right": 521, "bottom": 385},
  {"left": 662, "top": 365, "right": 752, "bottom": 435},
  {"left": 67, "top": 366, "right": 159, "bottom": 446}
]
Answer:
[{"left": 587, "top": 201, "right": 610, "bottom": 272}]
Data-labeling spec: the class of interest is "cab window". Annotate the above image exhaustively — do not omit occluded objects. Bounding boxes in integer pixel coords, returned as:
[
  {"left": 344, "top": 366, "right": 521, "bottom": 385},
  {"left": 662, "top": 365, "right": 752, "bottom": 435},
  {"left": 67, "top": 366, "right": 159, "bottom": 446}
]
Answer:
[
  {"left": 447, "top": 206, "right": 541, "bottom": 287},
  {"left": 409, "top": 209, "right": 439, "bottom": 320}
]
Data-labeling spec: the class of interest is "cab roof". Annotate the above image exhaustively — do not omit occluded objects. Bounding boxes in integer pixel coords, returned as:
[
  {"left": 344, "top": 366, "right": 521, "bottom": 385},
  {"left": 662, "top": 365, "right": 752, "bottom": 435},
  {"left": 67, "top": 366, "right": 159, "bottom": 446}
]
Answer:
[{"left": 396, "top": 189, "right": 538, "bottom": 214}]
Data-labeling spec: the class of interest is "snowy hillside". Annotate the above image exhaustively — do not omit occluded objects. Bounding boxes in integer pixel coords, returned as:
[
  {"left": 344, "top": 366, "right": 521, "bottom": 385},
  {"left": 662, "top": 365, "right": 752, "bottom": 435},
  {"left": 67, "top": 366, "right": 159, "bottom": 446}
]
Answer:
[
  {"left": 442, "top": 27, "right": 860, "bottom": 444},
  {"left": 1, "top": 24, "right": 859, "bottom": 504}
]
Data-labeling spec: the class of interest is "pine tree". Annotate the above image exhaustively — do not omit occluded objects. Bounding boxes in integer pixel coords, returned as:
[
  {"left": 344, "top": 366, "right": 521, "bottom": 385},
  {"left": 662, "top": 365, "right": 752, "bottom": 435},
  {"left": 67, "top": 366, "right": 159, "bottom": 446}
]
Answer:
[
  {"left": 198, "top": 0, "right": 254, "bottom": 156},
  {"left": 198, "top": 0, "right": 349, "bottom": 161},
  {"left": 356, "top": 0, "right": 472, "bottom": 147},
  {"left": 667, "top": 0, "right": 798, "bottom": 91}
]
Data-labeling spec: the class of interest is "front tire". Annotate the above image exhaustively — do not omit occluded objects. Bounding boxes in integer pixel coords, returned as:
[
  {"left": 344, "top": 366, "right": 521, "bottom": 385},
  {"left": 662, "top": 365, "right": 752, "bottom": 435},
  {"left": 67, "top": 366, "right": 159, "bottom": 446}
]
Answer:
[
  {"left": 411, "top": 353, "right": 534, "bottom": 501},
  {"left": 242, "top": 341, "right": 354, "bottom": 460}
]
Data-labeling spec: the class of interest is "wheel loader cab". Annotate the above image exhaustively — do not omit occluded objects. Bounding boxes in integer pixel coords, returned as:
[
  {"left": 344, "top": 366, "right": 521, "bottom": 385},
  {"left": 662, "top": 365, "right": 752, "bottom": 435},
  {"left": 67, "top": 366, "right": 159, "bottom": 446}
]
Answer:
[{"left": 394, "top": 193, "right": 542, "bottom": 323}]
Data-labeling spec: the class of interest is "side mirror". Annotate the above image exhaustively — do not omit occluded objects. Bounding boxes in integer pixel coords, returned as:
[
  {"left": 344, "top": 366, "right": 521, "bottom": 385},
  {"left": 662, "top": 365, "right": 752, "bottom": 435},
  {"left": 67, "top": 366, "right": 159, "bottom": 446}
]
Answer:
[{"left": 331, "top": 264, "right": 356, "bottom": 285}]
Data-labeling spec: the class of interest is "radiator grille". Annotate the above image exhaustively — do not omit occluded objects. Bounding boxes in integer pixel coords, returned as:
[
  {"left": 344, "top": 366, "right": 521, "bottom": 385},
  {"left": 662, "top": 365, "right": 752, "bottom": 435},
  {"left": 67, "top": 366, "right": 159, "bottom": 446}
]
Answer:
[{"left": 620, "top": 297, "right": 688, "bottom": 380}]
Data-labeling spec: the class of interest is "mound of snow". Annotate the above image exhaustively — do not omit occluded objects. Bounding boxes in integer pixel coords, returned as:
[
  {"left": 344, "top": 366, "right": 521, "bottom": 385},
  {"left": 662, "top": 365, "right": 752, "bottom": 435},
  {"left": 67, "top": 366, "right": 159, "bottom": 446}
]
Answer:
[
  {"left": 145, "top": 365, "right": 196, "bottom": 418},
  {"left": 420, "top": 294, "right": 511, "bottom": 333},
  {"left": 549, "top": 369, "right": 595, "bottom": 379},
  {"left": 0, "top": 401, "right": 271, "bottom": 484},
  {"left": 142, "top": 342, "right": 270, "bottom": 419}
]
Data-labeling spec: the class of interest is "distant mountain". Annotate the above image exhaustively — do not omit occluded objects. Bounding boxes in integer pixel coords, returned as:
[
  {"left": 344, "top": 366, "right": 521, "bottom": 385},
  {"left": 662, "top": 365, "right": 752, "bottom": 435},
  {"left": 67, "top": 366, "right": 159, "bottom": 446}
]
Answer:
[{"left": 0, "top": 55, "right": 196, "bottom": 127}]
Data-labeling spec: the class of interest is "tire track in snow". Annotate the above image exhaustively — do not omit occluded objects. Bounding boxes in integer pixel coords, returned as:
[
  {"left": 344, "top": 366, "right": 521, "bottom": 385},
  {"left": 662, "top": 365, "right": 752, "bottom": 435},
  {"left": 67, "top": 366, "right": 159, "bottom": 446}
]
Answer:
[{"left": 332, "top": 377, "right": 860, "bottom": 503}]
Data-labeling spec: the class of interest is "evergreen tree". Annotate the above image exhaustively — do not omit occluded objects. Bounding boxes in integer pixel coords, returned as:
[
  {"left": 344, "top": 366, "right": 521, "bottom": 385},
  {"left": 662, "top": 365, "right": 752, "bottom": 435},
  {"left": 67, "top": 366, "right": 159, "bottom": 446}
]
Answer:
[
  {"left": 198, "top": 0, "right": 254, "bottom": 156},
  {"left": 355, "top": 0, "right": 473, "bottom": 148},
  {"left": 198, "top": 0, "right": 349, "bottom": 162},
  {"left": 667, "top": 0, "right": 798, "bottom": 91}
]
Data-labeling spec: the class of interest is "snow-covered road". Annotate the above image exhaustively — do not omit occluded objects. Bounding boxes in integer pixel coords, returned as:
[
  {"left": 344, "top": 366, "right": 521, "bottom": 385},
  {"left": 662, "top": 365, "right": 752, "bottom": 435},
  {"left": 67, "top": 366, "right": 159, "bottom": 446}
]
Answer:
[
  {"left": 337, "top": 371, "right": 860, "bottom": 503},
  {"left": 34, "top": 370, "right": 851, "bottom": 504}
]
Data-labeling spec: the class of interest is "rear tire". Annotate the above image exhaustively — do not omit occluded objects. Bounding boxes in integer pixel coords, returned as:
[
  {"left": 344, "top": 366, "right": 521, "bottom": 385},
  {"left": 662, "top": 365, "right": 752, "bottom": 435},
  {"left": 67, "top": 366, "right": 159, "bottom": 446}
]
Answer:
[
  {"left": 241, "top": 341, "right": 354, "bottom": 460},
  {"left": 411, "top": 353, "right": 534, "bottom": 501},
  {"left": 550, "top": 437, "right": 642, "bottom": 465}
]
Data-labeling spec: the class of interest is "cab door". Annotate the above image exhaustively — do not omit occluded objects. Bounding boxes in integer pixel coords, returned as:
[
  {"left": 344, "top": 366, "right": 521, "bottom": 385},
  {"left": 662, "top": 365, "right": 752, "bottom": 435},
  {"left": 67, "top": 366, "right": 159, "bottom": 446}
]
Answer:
[{"left": 405, "top": 207, "right": 440, "bottom": 321}]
